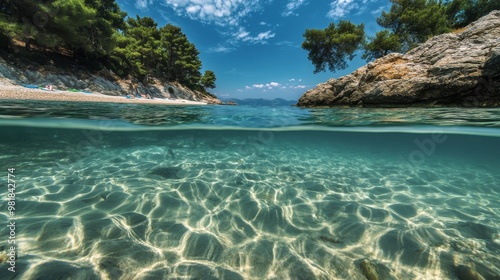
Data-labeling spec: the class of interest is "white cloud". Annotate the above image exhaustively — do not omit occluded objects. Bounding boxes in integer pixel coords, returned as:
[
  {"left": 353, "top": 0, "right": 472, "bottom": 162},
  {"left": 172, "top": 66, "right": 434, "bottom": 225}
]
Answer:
[
  {"left": 275, "top": 41, "right": 297, "bottom": 47},
  {"left": 186, "top": 5, "right": 200, "bottom": 14},
  {"left": 163, "top": 0, "right": 263, "bottom": 27},
  {"left": 283, "top": 0, "right": 307, "bottom": 16},
  {"left": 267, "top": 82, "right": 280, "bottom": 88},
  {"left": 235, "top": 28, "right": 275, "bottom": 44},
  {"left": 235, "top": 27, "right": 250, "bottom": 39},
  {"left": 255, "top": 31, "right": 276, "bottom": 41},
  {"left": 371, "top": 4, "right": 389, "bottom": 15},
  {"left": 208, "top": 45, "right": 235, "bottom": 53},
  {"left": 327, "top": 0, "right": 356, "bottom": 18},
  {"left": 287, "top": 78, "right": 305, "bottom": 89},
  {"left": 136, "top": 0, "right": 154, "bottom": 9},
  {"left": 248, "top": 81, "right": 282, "bottom": 90},
  {"left": 327, "top": 0, "right": 375, "bottom": 19},
  {"left": 161, "top": 0, "right": 280, "bottom": 46}
]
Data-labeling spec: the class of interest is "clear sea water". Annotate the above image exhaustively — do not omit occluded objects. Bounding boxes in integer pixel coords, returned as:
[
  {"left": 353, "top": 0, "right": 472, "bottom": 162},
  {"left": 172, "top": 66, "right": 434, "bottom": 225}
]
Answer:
[{"left": 0, "top": 100, "right": 499, "bottom": 280}]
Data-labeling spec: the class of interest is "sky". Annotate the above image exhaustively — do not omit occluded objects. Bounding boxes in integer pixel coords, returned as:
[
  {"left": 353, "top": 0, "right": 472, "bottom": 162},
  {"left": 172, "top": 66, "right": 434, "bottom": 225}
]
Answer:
[{"left": 116, "top": 0, "right": 392, "bottom": 100}]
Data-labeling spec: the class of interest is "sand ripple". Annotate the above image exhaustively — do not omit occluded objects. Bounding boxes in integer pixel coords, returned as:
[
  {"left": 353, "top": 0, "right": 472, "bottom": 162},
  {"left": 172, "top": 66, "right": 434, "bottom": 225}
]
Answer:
[{"left": 0, "top": 130, "right": 499, "bottom": 279}]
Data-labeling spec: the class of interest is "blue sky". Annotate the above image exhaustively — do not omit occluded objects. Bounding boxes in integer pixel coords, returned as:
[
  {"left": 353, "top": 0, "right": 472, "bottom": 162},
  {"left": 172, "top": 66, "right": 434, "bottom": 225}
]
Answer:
[{"left": 116, "top": 0, "right": 391, "bottom": 100}]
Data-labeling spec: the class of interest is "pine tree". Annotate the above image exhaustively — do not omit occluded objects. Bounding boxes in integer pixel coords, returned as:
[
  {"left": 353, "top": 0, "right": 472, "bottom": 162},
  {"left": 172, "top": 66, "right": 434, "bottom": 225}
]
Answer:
[
  {"left": 158, "top": 24, "right": 201, "bottom": 86},
  {"left": 82, "top": 0, "right": 127, "bottom": 58},
  {"left": 200, "top": 70, "right": 216, "bottom": 89},
  {"left": 362, "top": 30, "right": 401, "bottom": 61},
  {"left": 302, "top": 21, "right": 365, "bottom": 73},
  {"left": 49, "top": 0, "right": 97, "bottom": 56},
  {"left": 113, "top": 16, "right": 160, "bottom": 81},
  {"left": 446, "top": 0, "right": 500, "bottom": 27},
  {"left": 377, "top": 0, "right": 450, "bottom": 51}
]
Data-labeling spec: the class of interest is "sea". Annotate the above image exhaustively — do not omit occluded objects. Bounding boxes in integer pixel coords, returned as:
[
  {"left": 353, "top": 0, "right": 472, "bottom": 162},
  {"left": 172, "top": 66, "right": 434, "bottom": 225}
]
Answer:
[{"left": 0, "top": 100, "right": 499, "bottom": 280}]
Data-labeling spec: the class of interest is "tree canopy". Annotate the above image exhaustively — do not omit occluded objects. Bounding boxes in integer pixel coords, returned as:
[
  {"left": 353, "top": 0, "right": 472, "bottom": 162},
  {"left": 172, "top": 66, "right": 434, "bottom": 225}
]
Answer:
[
  {"left": 0, "top": 0, "right": 216, "bottom": 91},
  {"left": 113, "top": 16, "right": 160, "bottom": 80},
  {"left": 158, "top": 24, "right": 202, "bottom": 86},
  {"left": 302, "top": 21, "right": 365, "bottom": 73},
  {"left": 446, "top": 0, "right": 500, "bottom": 27},
  {"left": 377, "top": 0, "right": 451, "bottom": 51},
  {"left": 361, "top": 30, "right": 401, "bottom": 61},
  {"left": 302, "top": 0, "right": 499, "bottom": 73},
  {"left": 200, "top": 70, "right": 216, "bottom": 89}
]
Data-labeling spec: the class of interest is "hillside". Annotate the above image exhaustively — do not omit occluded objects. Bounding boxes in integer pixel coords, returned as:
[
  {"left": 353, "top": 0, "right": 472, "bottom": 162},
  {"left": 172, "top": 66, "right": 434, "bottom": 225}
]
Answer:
[
  {"left": 0, "top": 1, "right": 221, "bottom": 104},
  {"left": 0, "top": 49, "right": 222, "bottom": 104}
]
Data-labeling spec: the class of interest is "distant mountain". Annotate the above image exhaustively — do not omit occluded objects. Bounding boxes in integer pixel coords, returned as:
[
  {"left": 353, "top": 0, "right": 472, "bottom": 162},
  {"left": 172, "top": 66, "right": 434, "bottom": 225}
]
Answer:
[{"left": 222, "top": 98, "right": 296, "bottom": 106}]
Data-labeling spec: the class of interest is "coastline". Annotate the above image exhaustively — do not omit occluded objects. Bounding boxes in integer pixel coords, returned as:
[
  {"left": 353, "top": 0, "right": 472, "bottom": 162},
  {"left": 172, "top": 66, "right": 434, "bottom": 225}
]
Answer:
[
  {"left": 297, "top": 11, "right": 500, "bottom": 108},
  {"left": 0, "top": 85, "right": 208, "bottom": 105}
]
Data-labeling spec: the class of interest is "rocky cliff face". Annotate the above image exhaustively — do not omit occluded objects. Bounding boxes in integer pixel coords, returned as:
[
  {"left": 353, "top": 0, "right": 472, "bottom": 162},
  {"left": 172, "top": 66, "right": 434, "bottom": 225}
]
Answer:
[
  {"left": 298, "top": 11, "right": 500, "bottom": 107},
  {"left": 0, "top": 56, "right": 222, "bottom": 104}
]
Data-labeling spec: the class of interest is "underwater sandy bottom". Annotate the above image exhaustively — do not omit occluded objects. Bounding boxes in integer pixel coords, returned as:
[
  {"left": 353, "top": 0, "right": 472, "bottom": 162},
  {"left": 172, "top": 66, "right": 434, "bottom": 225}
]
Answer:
[{"left": 0, "top": 129, "right": 499, "bottom": 279}]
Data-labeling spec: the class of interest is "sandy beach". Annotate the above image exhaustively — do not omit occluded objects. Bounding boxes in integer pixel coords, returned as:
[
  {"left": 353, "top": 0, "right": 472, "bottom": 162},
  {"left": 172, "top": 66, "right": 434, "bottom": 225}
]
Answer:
[{"left": 0, "top": 85, "right": 208, "bottom": 105}]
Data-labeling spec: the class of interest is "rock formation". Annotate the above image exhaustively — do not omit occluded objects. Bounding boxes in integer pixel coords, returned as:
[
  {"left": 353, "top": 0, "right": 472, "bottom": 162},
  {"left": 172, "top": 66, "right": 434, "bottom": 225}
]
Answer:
[
  {"left": 224, "top": 100, "right": 239, "bottom": 106},
  {"left": 298, "top": 11, "right": 500, "bottom": 107}
]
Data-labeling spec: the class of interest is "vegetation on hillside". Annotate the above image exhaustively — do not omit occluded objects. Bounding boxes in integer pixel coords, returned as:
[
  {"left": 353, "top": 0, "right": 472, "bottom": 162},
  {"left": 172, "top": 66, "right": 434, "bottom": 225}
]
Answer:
[
  {"left": 0, "top": 0, "right": 216, "bottom": 92},
  {"left": 302, "top": 0, "right": 500, "bottom": 73}
]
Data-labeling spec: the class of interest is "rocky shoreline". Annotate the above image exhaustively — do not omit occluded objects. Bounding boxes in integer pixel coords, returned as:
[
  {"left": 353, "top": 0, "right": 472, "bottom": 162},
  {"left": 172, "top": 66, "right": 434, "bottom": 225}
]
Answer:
[
  {"left": 0, "top": 84, "right": 208, "bottom": 105},
  {"left": 0, "top": 56, "right": 222, "bottom": 105},
  {"left": 298, "top": 11, "right": 500, "bottom": 107}
]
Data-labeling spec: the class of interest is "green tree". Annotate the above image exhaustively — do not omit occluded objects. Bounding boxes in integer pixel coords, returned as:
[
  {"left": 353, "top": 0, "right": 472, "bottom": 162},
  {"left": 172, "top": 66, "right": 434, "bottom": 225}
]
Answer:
[
  {"left": 112, "top": 19, "right": 204, "bottom": 86},
  {"left": 0, "top": 0, "right": 125, "bottom": 56},
  {"left": 113, "top": 16, "right": 160, "bottom": 80},
  {"left": 302, "top": 20, "right": 365, "bottom": 73},
  {"left": 200, "top": 70, "right": 216, "bottom": 89},
  {"left": 0, "top": 0, "right": 21, "bottom": 49},
  {"left": 158, "top": 24, "right": 202, "bottom": 86},
  {"left": 362, "top": 30, "right": 402, "bottom": 61},
  {"left": 377, "top": 0, "right": 450, "bottom": 51},
  {"left": 0, "top": 0, "right": 213, "bottom": 91},
  {"left": 446, "top": 0, "right": 500, "bottom": 27},
  {"left": 0, "top": 0, "right": 18, "bottom": 39},
  {"left": 158, "top": 24, "right": 181, "bottom": 81},
  {"left": 81, "top": 0, "right": 126, "bottom": 58},
  {"left": 176, "top": 42, "right": 202, "bottom": 86},
  {"left": 1, "top": 0, "right": 52, "bottom": 50},
  {"left": 49, "top": 0, "right": 97, "bottom": 55}
]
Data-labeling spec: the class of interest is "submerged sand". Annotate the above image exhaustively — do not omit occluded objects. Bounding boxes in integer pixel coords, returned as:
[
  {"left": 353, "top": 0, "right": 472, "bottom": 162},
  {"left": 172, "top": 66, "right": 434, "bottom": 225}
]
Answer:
[
  {"left": 0, "top": 84, "right": 208, "bottom": 105},
  {"left": 1, "top": 129, "right": 499, "bottom": 279}
]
